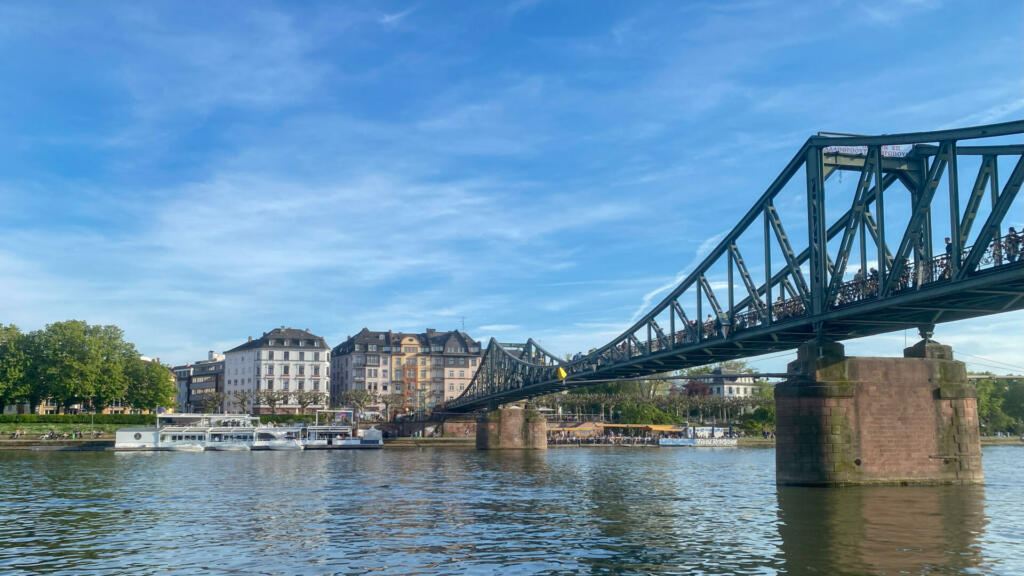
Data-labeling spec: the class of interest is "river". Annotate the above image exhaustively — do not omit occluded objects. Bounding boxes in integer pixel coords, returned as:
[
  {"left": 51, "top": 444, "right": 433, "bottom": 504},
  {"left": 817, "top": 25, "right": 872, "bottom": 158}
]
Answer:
[{"left": 0, "top": 445, "right": 1021, "bottom": 575}]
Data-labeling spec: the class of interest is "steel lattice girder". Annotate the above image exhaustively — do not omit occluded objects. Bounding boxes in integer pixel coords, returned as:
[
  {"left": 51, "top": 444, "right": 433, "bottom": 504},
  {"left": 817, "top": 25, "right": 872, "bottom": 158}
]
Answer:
[{"left": 446, "top": 120, "right": 1024, "bottom": 413}]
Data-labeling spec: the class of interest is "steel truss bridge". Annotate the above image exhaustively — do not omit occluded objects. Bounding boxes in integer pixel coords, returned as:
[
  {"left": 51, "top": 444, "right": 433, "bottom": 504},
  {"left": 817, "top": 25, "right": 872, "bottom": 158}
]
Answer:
[{"left": 446, "top": 121, "right": 1024, "bottom": 413}]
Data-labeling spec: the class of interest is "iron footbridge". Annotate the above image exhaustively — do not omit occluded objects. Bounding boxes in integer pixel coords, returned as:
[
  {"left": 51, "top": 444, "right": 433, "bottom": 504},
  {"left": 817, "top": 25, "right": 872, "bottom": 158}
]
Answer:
[{"left": 446, "top": 121, "right": 1024, "bottom": 413}]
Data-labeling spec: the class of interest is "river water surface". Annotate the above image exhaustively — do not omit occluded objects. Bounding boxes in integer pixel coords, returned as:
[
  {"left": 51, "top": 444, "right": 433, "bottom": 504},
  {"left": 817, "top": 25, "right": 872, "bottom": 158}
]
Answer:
[{"left": 0, "top": 446, "right": 1021, "bottom": 575}]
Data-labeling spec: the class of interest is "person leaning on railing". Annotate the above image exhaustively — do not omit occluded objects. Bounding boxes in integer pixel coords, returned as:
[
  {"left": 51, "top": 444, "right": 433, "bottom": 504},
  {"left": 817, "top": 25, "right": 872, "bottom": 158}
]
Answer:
[{"left": 1006, "top": 227, "right": 1020, "bottom": 263}]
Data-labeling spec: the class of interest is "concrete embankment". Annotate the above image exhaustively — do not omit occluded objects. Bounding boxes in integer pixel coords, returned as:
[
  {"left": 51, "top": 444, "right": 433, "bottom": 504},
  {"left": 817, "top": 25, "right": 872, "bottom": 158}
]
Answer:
[
  {"left": 385, "top": 437, "right": 475, "bottom": 448},
  {"left": 0, "top": 439, "right": 114, "bottom": 451}
]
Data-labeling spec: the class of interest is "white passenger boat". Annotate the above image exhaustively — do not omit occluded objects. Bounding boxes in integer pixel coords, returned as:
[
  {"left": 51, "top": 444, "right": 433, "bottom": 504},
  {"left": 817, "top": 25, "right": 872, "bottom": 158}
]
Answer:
[
  {"left": 115, "top": 414, "right": 258, "bottom": 451},
  {"left": 303, "top": 425, "right": 383, "bottom": 450},
  {"left": 658, "top": 426, "right": 738, "bottom": 447}
]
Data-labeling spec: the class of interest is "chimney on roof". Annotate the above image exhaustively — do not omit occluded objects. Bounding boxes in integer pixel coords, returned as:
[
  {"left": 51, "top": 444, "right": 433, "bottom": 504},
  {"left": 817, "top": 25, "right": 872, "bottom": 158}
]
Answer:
[
  {"left": 281, "top": 325, "right": 285, "bottom": 330},
  {"left": 426, "top": 328, "right": 435, "bottom": 334},
  {"left": 305, "top": 328, "right": 310, "bottom": 333},
  {"left": 248, "top": 336, "right": 253, "bottom": 343}
]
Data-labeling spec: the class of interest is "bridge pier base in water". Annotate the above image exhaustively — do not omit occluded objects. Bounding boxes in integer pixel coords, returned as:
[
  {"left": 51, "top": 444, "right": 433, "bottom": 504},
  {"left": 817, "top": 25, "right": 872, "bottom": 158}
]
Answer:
[
  {"left": 775, "top": 338, "right": 982, "bottom": 486},
  {"left": 476, "top": 407, "right": 547, "bottom": 450}
]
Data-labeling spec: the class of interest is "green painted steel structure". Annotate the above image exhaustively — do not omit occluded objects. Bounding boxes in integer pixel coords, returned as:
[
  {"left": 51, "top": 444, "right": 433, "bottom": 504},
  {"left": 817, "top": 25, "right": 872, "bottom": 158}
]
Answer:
[{"left": 446, "top": 121, "right": 1024, "bottom": 413}]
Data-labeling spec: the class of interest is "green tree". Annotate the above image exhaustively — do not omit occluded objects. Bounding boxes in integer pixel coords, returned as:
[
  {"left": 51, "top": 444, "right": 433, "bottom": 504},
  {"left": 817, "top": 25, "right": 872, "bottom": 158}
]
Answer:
[
  {"left": 125, "top": 359, "right": 177, "bottom": 412},
  {"left": 1002, "top": 379, "right": 1024, "bottom": 429},
  {"left": 36, "top": 320, "right": 97, "bottom": 410},
  {"left": 89, "top": 325, "right": 137, "bottom": 412},
  {"left": 18, "top": 330, "right": 51, "bottom": 413},
  {"left": 974, "top": 375, "right": 1012, "bottom": 433},
  {"left": 0, "top": 324, "right": 27, "bottom": 412}
]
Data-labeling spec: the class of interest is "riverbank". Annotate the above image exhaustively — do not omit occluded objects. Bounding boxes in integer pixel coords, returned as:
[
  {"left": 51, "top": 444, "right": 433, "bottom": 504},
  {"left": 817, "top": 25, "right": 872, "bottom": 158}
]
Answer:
[
  {"left": 0, "top": 438, "right": 114, "bottom": 451},
  {"left": 2, "top": 435, "right": 1020, "bottom": 451}
]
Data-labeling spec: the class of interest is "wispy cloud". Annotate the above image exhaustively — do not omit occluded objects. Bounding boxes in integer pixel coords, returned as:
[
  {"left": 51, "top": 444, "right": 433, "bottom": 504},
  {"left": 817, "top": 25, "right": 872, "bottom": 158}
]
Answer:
[{"left": 379, "top": 6, "right": 417, "bottom": 26}]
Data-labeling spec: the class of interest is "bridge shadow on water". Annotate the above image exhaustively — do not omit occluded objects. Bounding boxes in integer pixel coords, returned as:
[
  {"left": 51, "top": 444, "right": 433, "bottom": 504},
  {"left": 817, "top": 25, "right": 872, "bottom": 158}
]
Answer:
[{"left": 777, "top": 484, "right": 986, "bottom": 575}]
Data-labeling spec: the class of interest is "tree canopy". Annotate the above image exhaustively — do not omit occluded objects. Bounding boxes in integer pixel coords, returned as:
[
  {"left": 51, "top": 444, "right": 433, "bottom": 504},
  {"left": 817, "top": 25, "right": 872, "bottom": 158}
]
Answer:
[{"left": 0, "top": 320, "right": 175, "bottom": 413}]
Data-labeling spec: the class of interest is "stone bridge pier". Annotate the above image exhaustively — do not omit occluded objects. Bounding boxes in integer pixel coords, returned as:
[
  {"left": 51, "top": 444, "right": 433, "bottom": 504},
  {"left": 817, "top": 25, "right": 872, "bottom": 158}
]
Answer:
[
  {"left": 476, "top": 406, "right": 547, "bottom": 450},
  {"left": 775, "top": 333, "right": 982, "bottom": 486}
]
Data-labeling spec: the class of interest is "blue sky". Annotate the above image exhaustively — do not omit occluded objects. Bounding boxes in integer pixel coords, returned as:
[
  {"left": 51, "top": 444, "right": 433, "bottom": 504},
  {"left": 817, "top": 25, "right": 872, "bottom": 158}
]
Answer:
[{"left": 1, "top": 0, "right": 1022, "bottom": 373}]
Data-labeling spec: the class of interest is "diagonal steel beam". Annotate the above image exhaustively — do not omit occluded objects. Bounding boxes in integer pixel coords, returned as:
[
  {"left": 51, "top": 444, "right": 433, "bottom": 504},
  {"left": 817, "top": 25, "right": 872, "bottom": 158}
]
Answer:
[
  {"left": 882, "top": 142, "right": 950, "bottom": 296},
  {"left": 959, "top": 155, "right": 996, "bottom": 246},
  {"left": 958, "top": 154, "right": 1024, "bottom": 278},
  {"left": 826, "top": 148, "right": 876, "bottom": 306},
  {"left": 699, "top": 275, "right": 724, "bottom": 319},
  {"left": 729, "top": 243, "right": 768, "bottom": 319},
  {"left": 672, "top": 301, "right": 698, "bottom": 342},
  {"left": 766, "top": 204, "right": 811, "bottom": 302}
]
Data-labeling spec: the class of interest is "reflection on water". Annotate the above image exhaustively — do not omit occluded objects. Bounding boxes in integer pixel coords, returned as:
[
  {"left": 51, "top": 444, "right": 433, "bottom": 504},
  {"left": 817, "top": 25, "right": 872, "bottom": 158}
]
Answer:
[
  {"left": 0, "top": 446, "right": 1020, "bottom": 575},
  {"left": 778, "top": 484, "right": 986, "bottom": 575}
]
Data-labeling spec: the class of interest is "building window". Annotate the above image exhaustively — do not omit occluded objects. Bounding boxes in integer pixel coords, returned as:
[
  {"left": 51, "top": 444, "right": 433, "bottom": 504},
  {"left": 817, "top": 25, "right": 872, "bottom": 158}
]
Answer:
[
  {"left": 268, "top": 351, "right": 275, "bottom": 360},
  {"left": 458, "top": 357, "right": 466, "bottom": 366},
  {"left": 471, "top": 358, "right": 477, "bottom": 367},
  {"left": 459, "top": 370, "right": 465, "bottom": 378},
  {"left": 420, "top": 370, "right": 426, "bottom": 378},
  {"left": 299, "top": 364, "right": 305, "bottom": 375},
  {"left": 369, "top": 344, "right": 377, "bottom": 351},
  {"left": 420, "top": 358, "right": 426, "bottom": 366},
  {"left": 283, "top": 365, "right": 290, "bottom": 375},
  {"left": 382, "top": 370, "right": 388, "bottom": 378},
  {"left": 449, "top": 385, "right": 454, "bottom": 391},
  {"left": 449, "top": 370, "right": 454, "bottom": 377},
  {"left": 267, "top": 364, "right": 274, "bottom": 375},
  {"left": 299, "top": 351, "right": 305, "bottom": 361},
  {"left": 268, "top": 381, "right": 275, "bottom": 391},
  {"left": 284, "top": 351, "right": 290, "bottom": 361},
  {"left": 313, "top": 366, "right": 320, "bottom": 376},
  {"left": 298, "top": 380, "right": 305, "bottom": 391},
  {"left": 283, "top": 380, "right": 290, "bottom": 390},
  {"left": 313, "top": 382, "right": 320, "bottom": 391},
  {"left": 314, "top": 352, "right": 320, "bottom": 361},
  {"left": 448, "top": 358, "right": 455, "bottom": 365}
]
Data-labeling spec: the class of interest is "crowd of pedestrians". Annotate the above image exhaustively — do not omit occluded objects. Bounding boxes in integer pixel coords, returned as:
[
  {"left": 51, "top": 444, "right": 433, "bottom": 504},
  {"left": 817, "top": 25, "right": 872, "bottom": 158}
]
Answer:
[{"left": 577, "top": 229, "right": 1022, "bottom": 370}]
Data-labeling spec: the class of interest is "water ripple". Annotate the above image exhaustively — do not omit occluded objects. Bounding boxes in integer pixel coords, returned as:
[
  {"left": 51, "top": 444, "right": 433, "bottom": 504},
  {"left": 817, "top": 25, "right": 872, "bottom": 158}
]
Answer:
[{"left": 0, "top": 447, "right": 1020, "bottom": 574}]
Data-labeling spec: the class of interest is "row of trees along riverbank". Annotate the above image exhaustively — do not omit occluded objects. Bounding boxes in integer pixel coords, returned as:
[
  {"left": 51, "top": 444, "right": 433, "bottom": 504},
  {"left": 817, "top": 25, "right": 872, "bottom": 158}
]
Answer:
[
  {"left": 533, "top": 361, "right": 777, "bottom": 435},
  {"left": 0, "top": 321, "right": 177, "bottom": 414},
  {"left": 974, "top": 374, "right": 1024, "bottom": 435}
]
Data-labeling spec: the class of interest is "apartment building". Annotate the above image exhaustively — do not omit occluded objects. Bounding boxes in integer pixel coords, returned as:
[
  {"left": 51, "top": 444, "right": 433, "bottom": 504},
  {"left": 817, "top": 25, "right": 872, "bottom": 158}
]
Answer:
[
  {"left": 223, "top": 327, "right": 330, "bottom": 414},
  {"left": 330, "top": 328, "right": 396, "bottom": 400},
  {"left": 332, "top": 328, "right": 481, "bottom": 412},
  {"left": 172, "top": 351, "right": 225, "bottom": 412}
]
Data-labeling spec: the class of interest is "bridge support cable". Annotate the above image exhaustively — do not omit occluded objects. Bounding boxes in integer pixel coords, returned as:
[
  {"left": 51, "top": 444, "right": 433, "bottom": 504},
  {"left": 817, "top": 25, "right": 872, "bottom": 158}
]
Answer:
[{"left": 444, "top": 121, "right": 1024, "bottom": 413}]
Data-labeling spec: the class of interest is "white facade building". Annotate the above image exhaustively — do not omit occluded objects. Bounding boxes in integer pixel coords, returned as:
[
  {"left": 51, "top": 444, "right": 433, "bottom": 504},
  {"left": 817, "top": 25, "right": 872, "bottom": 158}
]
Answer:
[
  {"left": 223, "top": 327, "right": 330, "bottom": 414},
  {"left": 708, "top": 368, "right": 757, "bottom": 398}
]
